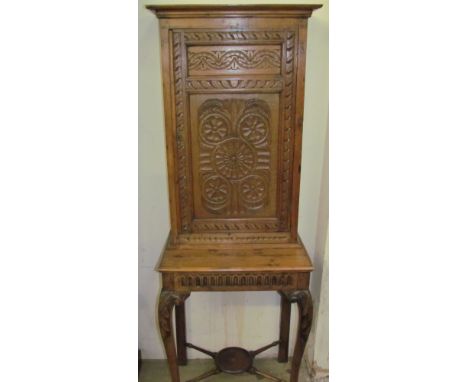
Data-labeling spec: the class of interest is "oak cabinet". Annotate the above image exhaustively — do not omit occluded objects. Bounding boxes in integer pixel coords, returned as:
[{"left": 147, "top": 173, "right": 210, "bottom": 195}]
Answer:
[{"left": 146, "top": 5, "right": 322, "bottom": 382}]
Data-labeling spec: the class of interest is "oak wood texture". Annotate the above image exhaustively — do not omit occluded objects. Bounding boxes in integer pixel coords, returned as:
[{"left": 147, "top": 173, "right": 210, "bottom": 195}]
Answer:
[{"left": 147, "top": 4, "right": 322, "bottom": 382}]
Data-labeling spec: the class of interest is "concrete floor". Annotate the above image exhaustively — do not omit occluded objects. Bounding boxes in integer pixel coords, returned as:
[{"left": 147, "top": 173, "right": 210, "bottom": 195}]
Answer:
[{"left": 139, "top": 358, "right": 311, "bottom": 382}]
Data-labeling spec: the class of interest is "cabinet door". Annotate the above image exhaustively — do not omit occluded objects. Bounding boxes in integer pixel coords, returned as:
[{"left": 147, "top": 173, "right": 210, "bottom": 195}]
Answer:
[{"left": 167, "top": 29, "right": 301, "bottom": 238}]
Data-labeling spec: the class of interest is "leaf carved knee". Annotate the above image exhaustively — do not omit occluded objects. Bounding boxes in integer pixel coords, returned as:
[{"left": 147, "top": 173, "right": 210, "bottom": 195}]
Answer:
[{"left": 158, "top": 291, "right": 190, "bottom": 339}]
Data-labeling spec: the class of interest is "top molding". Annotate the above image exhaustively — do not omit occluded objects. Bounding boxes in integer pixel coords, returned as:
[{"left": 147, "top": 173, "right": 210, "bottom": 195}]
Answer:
[{"left": 146, "top": 4, "right": 323, "bottom": 19}]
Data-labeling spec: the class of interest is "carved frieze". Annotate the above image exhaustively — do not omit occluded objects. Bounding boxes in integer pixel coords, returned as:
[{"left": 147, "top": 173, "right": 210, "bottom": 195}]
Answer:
[
  {"left": 188, "top": 45, "right": 281, "bottom": 75},
  {"left": 188, "top": 48, "right": 281, "bottom": 71},
  {"left": 175, "top": 272, "right": 298, "bottom": 290}
]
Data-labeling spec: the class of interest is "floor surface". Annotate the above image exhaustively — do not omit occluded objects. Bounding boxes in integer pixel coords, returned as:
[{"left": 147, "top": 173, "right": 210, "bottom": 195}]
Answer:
[{"left": 139, "top": 358, "right": 311, "bottom": 382}]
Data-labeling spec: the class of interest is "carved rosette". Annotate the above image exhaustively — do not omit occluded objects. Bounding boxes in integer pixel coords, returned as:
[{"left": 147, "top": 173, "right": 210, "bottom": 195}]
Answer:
[
  {"left": 201, "top": 176, "right": 230, "bottom": 209},
  {"left": 213, "top": 138, "right": 256, "bottom": 180},
  {"left": 158, "top": 290, "right": 190, "bottom": 339},
  {"left": 240, "top": 175, "right": 267, "bottom": 204},
  {"left": 198, "top": 98, "right": 271, "bottom": 215}
]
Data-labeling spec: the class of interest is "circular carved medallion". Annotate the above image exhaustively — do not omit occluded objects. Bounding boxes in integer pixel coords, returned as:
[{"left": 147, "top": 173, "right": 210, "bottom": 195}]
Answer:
[
  {"left": 200, "top": 114, "right": 229, "bottom": 144},
  {"left": 202, "top": 176, "right": 230, "bottom": 205},
  {"left": 213, "top": 138, "right": 255, "bottom": 180},
  {"left": 240, "top": 175, "right": 267, "bottom": 204},
  {"left": 239, "top": 113, "right": 269, "bottom": 144}
]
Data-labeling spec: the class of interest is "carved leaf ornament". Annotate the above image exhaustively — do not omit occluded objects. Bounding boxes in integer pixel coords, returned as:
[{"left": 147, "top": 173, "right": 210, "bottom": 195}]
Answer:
[{"left": 188, "top": 49, "right": 281, "bottom": 71}]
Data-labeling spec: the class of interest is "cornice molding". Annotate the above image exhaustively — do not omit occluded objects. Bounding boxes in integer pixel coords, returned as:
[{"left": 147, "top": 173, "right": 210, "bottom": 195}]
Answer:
[{"left": 146, "top": 5, "right": 323, "bottom": 19}]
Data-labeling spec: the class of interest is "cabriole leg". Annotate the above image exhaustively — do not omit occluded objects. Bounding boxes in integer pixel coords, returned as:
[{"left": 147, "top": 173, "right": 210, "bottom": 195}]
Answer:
[
  {"left": 283, "top": 290, "right": 314, "bottom": 382},
  {"left": 158, "top": 290, "right": 190, "bottom": 382}
]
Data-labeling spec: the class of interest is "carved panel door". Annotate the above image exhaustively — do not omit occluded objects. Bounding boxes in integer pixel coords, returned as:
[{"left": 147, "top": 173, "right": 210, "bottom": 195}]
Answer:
[{"left": 160, "top": 21, "right": 308, "bottom": 244}]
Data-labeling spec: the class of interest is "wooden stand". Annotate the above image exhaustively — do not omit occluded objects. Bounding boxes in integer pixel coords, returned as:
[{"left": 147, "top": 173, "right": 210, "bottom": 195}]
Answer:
[{"left": 146, "top": 5, "right": 323, "bottom": 382}]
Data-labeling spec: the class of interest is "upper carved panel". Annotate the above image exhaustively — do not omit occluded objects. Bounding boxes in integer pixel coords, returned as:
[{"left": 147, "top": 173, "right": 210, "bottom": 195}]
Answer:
[{"left": 187, "top": 45, "right": 281, "bottom": 76}]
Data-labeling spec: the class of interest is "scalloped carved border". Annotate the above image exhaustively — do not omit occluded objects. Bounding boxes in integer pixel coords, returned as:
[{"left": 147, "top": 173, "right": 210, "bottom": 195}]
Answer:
[{"left": 186, "top": 78, "right": 283, "bottom": 90}]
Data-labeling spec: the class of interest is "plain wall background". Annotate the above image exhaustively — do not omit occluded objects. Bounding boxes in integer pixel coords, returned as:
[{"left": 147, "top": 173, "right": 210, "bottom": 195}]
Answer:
[{"left": 138, "top": 0, "right": 329, "bottom": 362}]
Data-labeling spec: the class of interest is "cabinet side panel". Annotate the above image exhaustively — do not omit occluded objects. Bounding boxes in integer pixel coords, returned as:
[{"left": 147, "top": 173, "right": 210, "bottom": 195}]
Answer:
[
  {"left": 158, "top": 24, "right": 180, "bottom": 239},
  {"left": 290, "top": 21, "right": 309, "bottom": 240}
]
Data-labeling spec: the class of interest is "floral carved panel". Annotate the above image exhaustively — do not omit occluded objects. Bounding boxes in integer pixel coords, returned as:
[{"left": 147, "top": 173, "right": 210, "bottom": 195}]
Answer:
[{"left": 190, "top": 95, "right": 279, "bottom": 219}]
